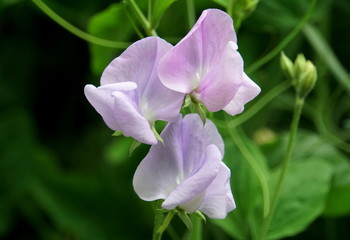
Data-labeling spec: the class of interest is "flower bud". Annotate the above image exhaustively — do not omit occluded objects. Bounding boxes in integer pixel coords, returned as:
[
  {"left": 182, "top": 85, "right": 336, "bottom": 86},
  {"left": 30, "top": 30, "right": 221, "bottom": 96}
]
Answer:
[
  {"left": 280, "top": 52, "right": 317, "bottom": 99},
  {"left": 297, "top": 60, "right": 317, "bottom": 99},
  {"left": 280, "top": 52, "right": 294, "bottom": 81},
  {"left": 294, "top": 54, "right": 307, "bottom": 82}
]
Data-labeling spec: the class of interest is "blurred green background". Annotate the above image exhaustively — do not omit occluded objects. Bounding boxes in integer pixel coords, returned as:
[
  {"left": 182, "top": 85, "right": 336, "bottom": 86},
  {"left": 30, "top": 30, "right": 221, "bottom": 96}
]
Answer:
[{"left": 0, "top": 0, "right": 349, "bottom": 239}]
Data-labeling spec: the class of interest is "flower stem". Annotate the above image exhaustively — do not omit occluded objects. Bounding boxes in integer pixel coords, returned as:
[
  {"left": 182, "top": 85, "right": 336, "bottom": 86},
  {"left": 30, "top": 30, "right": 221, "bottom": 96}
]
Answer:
[
  {"left": 228, "top": 126, "right": 271, "bottom": 218},
  {"left": 153, "top": 200, "right": 165, "bottom": 240},
  {"left": 258, "top": 96, "right": 305, "bottom": 240},
  {"left": 246, "top": 0, "right": 317, "bottom": 74},
  {"left": 303, "top": 24, "right": 350, "bottom": 93},
  {"left": 126, "top": 0, "right": 158, "bottom": 36},
  {"left": 32, "top": 0, "right": 130, "bottom": 48},
  {"left": 189, "top": 214, "right": 202, "bottom": 240},
  {"left": 186, "top": 0, "right": 196, "bottom": 29}
]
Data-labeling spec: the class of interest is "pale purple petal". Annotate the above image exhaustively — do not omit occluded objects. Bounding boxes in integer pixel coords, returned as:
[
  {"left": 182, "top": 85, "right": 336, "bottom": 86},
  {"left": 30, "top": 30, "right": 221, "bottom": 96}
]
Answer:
[
  {"left": 223, "top": 73, "right": 261, "bottom": 116},
  {"left": 158, "top": 9, "right": 236, "bottom": 94},
  {"left": 84, "top": 82, "right": 137, "bottom": 130},
  {"left": 180, "top": 114, "right": 224, "bottom": 177},
  {"left": 101, "top": 37, "right": 184, "bottom": 123},
  {"left": 133, "top": 114, "right": 234, "bottom": 217},
  {"left": 194, "top": 41, "right": 243, "bottom": 112},
  {"left": 133, "top": 115, "right": 184, "bottom": 200},
  {"left": 200, "top": 163, "right": 235, "bottom": 219},
  {"left": 162, "top": 144, "right": 222, "bottom": 212},
  {"left": 112, "top": 91, "right": 157, "bottom": 145}
]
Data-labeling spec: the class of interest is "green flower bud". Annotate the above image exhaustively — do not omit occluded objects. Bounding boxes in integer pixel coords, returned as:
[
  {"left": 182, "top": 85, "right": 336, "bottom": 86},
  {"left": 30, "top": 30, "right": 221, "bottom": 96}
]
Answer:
[
  {"left": 280, "top": 52, "right": 294, "bottom": 81},
  {"left": 280, "top": 52, "right": 317, "bottom": 99},
  {"left": 297, "top": 60, "right": 317, "bottom": 99},
  {"left": 294, "top": 54, "right": 307, "bottom": 83},
  {"left": 229, "top": 0, "right": 259, "bottom": 29}
]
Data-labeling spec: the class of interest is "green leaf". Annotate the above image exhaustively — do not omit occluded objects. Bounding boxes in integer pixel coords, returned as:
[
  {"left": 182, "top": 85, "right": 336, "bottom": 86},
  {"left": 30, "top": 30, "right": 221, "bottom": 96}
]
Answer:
[
  {"left": 267, "top": 158, "right": 333, "bottom": 239},
  {"left": 87, "top": 3, "right": 133, "bottom": 75},
  {"left": 212, "top": 141, "right": 264, "bottom": 239},
  {"left": 264, "top": 131, "right": 350, "bottom": 217},
  {"left": 324, "top": 167, "right": 350, "bottom": 217},
  {"left": 151, "top": 0, "right": 177, "bottom": 28}
]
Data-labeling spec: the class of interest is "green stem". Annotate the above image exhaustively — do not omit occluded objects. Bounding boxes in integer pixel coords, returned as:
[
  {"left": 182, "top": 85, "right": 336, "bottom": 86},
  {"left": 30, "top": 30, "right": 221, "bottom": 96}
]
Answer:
[
  {"left": 226, "top": 0, "right": 234, "bottom": 17},
  {"left": 186, "top": 0, "right": 196, "bottom": 29},
  {"left": 303, "top": 24, "right": 350, "bottom": 93},
  {"left": 127, "top": 0, "right": 158, "bottom": 36},
  {"left": 148, "top": 0, "right": 153, "bottom": 22},
  {"left": 227, "top": 126, "right": 270, "bottom": 218},
  {"left": 258, "top": 97, "right": 305, "bottom": 240},
  {"left": 188, "top": 215, "right": 202, "bottom": 240},
  {"left": 124, "top": 5, "right": 145, "bottom": 39},
  {"left": 157, "top": 211, "right": 176, "bottom": 235},
  {"left": 153, "top": 200, "right": 165, "bottom": 240},
  {"left": 32, "top": 0, "right": 130, "bottom": 48},
  {"left": 246, "top": 0, "right": 317, "bottom": 74}
]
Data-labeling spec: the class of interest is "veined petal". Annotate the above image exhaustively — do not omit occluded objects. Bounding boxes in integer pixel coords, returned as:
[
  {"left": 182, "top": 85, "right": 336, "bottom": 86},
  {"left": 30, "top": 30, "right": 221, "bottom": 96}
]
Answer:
[
  {"left": 133, "top": 115, "right": 184, "bottom": 200},
  {"left": 162, "top": 144, "right": 222, "bottom": 211},
  {"left": 158, "top": 9, "right": 236, "bottom": 94},
  {"left": 195, "top": 41, "right": 244, "bottom": 112},
  {"left": 200, "top": 162, "right": 236, "bottom": 219},
  {"left": 180, "top": 114, "right": 224, "bottom": 177},
  {"left": 223, "top": 73, "right": 261, "bottom": 116},
  {"left": 84, "top": 82, "right": 137, "bottom": 130},
  {"left": 112, "top": 91, "right": 157, "bottom": 145},
  {"left": 101, "top": 37, "right": 184, "bottom": 123}
]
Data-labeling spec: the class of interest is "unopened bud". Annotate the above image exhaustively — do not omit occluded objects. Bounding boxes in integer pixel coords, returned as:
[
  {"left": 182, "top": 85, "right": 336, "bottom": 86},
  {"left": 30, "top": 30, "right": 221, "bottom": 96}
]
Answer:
[
  {"left": 298, "top": 60, "right": 317, "bottom": 99},
  {"left": 280, "top": 52, "right": 294, "bottom": 81},
  {"left": 294, "top": 54, "right": 307, "bottom": 81},
  {"left": 280, "top": 52, "right": 317, "bottom": 99}
]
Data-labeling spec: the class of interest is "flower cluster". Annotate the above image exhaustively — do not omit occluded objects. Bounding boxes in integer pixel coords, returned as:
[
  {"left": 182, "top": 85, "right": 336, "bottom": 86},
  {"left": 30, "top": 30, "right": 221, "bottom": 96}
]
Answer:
[{"left": 84, "top": 9, "right": 260, "bottom": 219}]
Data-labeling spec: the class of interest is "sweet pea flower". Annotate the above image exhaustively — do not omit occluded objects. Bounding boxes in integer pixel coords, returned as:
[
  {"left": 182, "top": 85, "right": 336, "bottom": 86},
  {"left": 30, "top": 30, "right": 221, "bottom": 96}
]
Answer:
[
  {"left": 158, "top": 9, "right": 260, "bottom": 116},
  {"left": 133, "top": 114, "right": 235, "bottom": 219},
  {"left": 84, "top": 37, "right": 185, "bottom": 145}
]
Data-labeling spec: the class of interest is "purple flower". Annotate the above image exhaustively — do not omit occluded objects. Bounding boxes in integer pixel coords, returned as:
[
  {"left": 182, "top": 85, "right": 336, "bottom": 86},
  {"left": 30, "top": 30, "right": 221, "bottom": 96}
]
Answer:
[
  {"left": 158, "top": 9, "right": 260, "bottom": 116},
  {"left": 84, "top": 37, "right": 185, "bottom": 145},
  {"left": 133, "top": 114, "right": 235, "bottom": 219}
]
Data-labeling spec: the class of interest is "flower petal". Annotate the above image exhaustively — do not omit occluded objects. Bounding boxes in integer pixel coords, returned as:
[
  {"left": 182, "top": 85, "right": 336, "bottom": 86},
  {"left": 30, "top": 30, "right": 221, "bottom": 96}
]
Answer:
[
  {"left": 112, "top": 91, "right": 157, "bottom": 144},
  {"left": 133, "top": 115, "right": 184, "bottom": 200},
  {"left": 194, "top": 41, "right": 244, "bottom": 112},
  {"left": 223, "top": 73, "right": 261, "bottom": 116},
  {"left": 101, "top": 37, "right": 184, "bottom": 123},
  {"left": 162, "top": 144, "right": 222, "bottom": 211},
  {"left": 180, "top": 114, "right": 224, "bottom": 178},
  {"left": 200, "top": 162, "right": 236, "bottom": 219},
  {"left": 84, "top": 82, "right": 137, "bottom": 130},
  {"left": 158, "top": 9, "right": 236, "bottom": 94}
]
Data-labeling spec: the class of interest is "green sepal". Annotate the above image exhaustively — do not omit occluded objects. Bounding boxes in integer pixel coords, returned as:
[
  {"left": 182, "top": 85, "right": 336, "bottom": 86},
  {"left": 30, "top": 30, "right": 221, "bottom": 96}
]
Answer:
[
  {"left": 194, "top": 210, "right": 206, "bottom": 223},
  {"left": 183, "top": 94, "right": 192, "bottom": 108},
  {"left": 112, "top": 130, "right": 123, "bottom": 136},
  {"left": 177, "top": 210, "right": 193, "bottom": 231},
  {"left": 129, "top": 140, "right": 142, "bottom": 156},
  {"left": 151, "top": 124, "right": 164, "bottom": 145},
  {"left": 193, "top": 102, "right": 207, "bottom": 125}
]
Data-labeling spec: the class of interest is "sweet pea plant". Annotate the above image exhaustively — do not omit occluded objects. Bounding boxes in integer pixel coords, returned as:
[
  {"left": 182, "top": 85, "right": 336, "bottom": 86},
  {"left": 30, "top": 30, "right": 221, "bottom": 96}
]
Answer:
[
  {"left": 31, "top": 0, "right": 350, "bottom": 239},
  {"left": 85, "top": 9, "right": 260, "bottom": 238}
]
